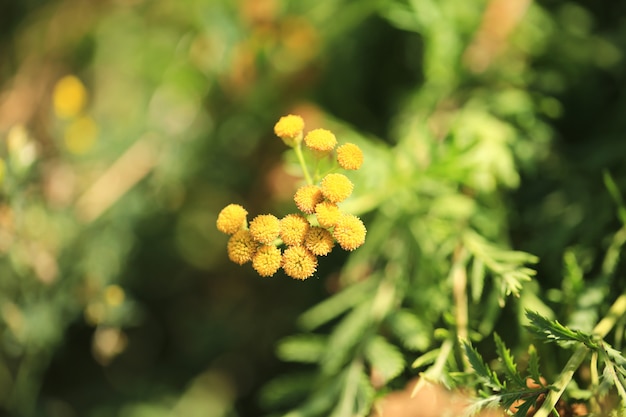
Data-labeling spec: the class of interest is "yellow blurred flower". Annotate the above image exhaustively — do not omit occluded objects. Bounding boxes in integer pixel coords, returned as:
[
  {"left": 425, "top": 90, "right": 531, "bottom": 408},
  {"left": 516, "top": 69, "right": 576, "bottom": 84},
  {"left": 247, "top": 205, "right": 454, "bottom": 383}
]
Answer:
[
  {"left": 104, "top": 285, "right": 125, "bottom": 307},
  {"left": 314, "top": 201, "right": 341, "bottom": 228},
  {"left": 294, "top": 184, "right": 324, "bottom": 214},
  {"left": 64, "top": 116, "right": 98, "bottom": 154},
  {"left": 227, "top": 230, "right": 258, "bottom": 264},
  {"left": 304, "top": 226, "right": 334, "bottom": 256},
  {"left": 252, "top": 245, "right": 282, "bottom": 277},
  {"left": 274, "top": 114, "right": 304, "bottom": 147},
  {"left": 249, "top": 214, "right": 280, "bottom": 244},
  {"left": 282, "top": 245, "right": 317, "bottom": 280},
  {"left": 280, "top": 213, "right": 310, "bottom": 246},
  {"left": 217, "top": 204, "right": 248, "bottom": 234},
  {"left": 53, "top": 75, "right": 87, "bottom": 119},
  {"left": 304, "top": 128, "right": 337, "bottom": 154},
  {"left": 320, "top": 173, "right": 353, "bottom": 203},
  {"left": 336, "top": 143, "right": 363, "bottom": 170},
  {"left": 333, "top": 214, "right": 366, "bottom": 251}
]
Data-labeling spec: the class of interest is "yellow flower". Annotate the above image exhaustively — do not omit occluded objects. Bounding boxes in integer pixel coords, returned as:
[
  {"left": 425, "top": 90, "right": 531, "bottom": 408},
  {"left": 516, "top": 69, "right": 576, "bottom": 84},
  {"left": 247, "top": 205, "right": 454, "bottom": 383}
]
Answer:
[
  {"left": 217, "top": 204, "right": 248, "bottom": 234},
  {"left": 252, "top": 245, "right": 282, "bottom": 277},
  {"left": 227, "top": 230, "right": 258, "bottom": 264},
  {"left": 280, "top": 214, "right": 310, "bottom": 246},
  {"left": 53, "top": 75, "right": 87, "bottom": 119},
  {"left": 320, "top": 173, "right": 353, "bottom": 203},
  {"left": 249, "top": 214, "right": 281, "bottom": 244},
  {"left": 314, "top": 201, "right": 341, "bottom": 228},
  {"left": 304, "top": 226, "right": 334, "bottom": 256},
  {"left": 294, "top": 184, "right": 324, "bottom": 214},
  {"left": 274, "top": 114, "right": 304, "bottom": 147},
  {"left": 333, "top": 214, "right": 366, "bottom": 251},
  {"left": 336, "top": 143, "right": 363, "bottom": 170},
  {"left": 64, "top": 115, "right": 98, "bottom": 154},
  {"left": 304, "top": 128, "right": 337, "bottom": 154},
  {"left": 282, "top": 246, "right": 317, "bottom": 280}
]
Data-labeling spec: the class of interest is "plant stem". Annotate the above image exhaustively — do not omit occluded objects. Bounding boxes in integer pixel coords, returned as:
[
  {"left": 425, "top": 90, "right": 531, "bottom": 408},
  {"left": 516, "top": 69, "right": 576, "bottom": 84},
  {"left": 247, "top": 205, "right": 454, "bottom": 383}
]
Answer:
[{"left": 293, "top": 143, "right": 313, "bottom": 185}]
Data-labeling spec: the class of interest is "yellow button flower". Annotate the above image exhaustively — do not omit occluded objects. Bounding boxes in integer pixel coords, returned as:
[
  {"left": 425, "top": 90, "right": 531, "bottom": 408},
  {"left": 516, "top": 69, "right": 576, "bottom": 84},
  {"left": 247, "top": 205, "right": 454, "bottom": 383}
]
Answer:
[
  {"left": 53, "top": 75, "right": 87, "bottom": 119},
  {"left": 274, "top": 114, "right": 304, "bottom": 147},
  {"left": 249, "top": 214, "right": 281, "bottom": 244},
  {"left": 336, "top": 143, "right": 363, "bottom": 170},
  {"left": 314, "top": 201, "right": 341, "bottom": 228},
  {"left": 227, "top": 230, "right": 258, "bottom": 264},
  {"left": 304, "top": 128, "right": 337, "bottom": 154},
  {"left": 280, "top": 213, "right": 310, "bottom": 246},
  {"left": 304, "top": 226, "right": 334, "bottom": 256},
  {"left": 217, "top": 204, "right": 248, "bottom": 234},
  {"left": 320, "top": 173, "right": 353, "bottom": 203},
  {"left": 252, "top": 245, "right": 282, "bottom": 277},
  {"left": 333, "top": 214, "right": 366, "bottom": 251},
  {"left": 282, "top": 246, "right": 317, "bottom": 280},
  {"left": 294, "top": 184, "right": 324, "bottom": 214}
]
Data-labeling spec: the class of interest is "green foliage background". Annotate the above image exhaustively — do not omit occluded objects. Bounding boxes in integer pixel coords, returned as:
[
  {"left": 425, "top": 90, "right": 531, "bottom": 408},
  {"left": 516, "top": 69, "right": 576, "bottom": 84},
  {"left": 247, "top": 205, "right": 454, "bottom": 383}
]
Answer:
[{"left": 0, "top": 0, "right": 625, "bottom": 416}]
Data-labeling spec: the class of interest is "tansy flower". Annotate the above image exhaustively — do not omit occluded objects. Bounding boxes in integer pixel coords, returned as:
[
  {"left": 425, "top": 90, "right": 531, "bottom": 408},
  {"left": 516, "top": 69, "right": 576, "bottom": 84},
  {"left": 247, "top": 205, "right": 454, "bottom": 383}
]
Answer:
[
  {"left": 304, "top": 128, "right": 337, "bottom": 154},
  {"left": 249, "top": 214, "right": 281, "bottom": 244},
  {"left": 252, "top": 245, "right": 282, "bottom": 277},
  {"left": 304, "top": 227, "right": 334, "bottom": 256},
  {"left": 320, "top": 173, "right": 353, "bottom": 203},
  {"left": 333, "top": 214, "right": 366, "bottom": 251},
  {"left": 217, "top": 204, "right": 248, "bottom": 234},
  {"left": 315, "top": 201, "right": 341, "bottom": 228},
  {"left": 227, "top": 230, "right": 258, "bottom": 264},
  {"left": 294, "top": 184, "right": 324, "bottom": 214},
  {"left": 274, "top": 114, "right": 304, "bottom": 147},
  {"left": 282, "top": 246, "right": 317, "bottom": 280},
  {"left": 336, "top": 143, "right": 363, "bottom": 170},
  {"left": 280, "top": 214, "right": 310, "bottom": 246}
]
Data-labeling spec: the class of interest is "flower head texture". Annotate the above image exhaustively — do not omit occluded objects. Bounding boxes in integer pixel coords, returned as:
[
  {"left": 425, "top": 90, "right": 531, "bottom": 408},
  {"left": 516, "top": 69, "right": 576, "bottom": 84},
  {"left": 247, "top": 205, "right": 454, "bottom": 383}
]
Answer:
[
  {"left": 320, "top": 173, "right": 353, "bottom": 203},
  {"left": 304, "top": 226, "right": 335, "bottom": 256},
  {"left": 274, "top": 114, "right": 304, "bottom": 147},
  {"left": 282, "top": 246, "right": 318, "bottom": 280},
  {"left": 280, "top": 214, "right": 310, "bottom": 246},
  {"left": 227, "top": 230, "right": 258, "bottom": 265},
  {"left": 304, "top": 128, "right": 337, "bottom": 154},
  {"left": 249, "top": 214, "right": 281, "bottom": 244},
  {"left": 333, "top": 214, "right": 366, "bottom": 251},
  {"left": 314, "top": 201, "right": 341, "bottom": 228},
  {"left": 217, "top": 204, "right": 248, "bottom": 234},
  {"left": 336, "top": 143, "right": 364, "bottom": 170},
  {"left": 294, "top": 184, "right": 324, "bottom": 214},
  {"left": 252, "top": 245, "right": 282, "bottom": 277}
]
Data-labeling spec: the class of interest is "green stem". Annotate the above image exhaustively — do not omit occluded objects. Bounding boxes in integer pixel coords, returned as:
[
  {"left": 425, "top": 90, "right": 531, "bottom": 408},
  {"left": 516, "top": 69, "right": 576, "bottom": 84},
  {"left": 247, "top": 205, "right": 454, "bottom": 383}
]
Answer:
[{"left": 293, "top": 143, "right": 313, "bottom": 185}]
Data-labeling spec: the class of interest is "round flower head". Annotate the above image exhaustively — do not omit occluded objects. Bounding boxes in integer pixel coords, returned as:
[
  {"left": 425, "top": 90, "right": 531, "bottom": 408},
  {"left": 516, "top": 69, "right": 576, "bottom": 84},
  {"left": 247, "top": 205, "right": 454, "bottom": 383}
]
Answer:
[
  {"left": 249, "top": 214, "right": 281, "bottom": 244},
  {"left": 320, "top": 173, "right": 353, "bottom": 203},
  {"left": 280, "top": 214, "right": 310, "bottom": 246},
  {"left": 294, "top": 184, "right": 324, "bottom": 214},
  {"left": 314, "top": 201, "right": 341, "bottom": 228},
  {"left": 304, "top": 128, "right": 337, "bottom": 154},
  {"left": 304, "top": 226, "right": 335, "bottom": 256},
  {"left": 282, "top": 246, "right": 318, "bottom": 280},
  {"left": 333, "top": 214, "right": 366, "bottom": 251},
  {"left": 227, "top": 230, "right": 258, "bottom": 264},
  {"left": 274, "top": 114, "right": 304, "bottom": 147},
  {"left": 336, "top": 143, "right": 363, "bottom": 170},
  {"left": 217, "top": 204, "right": 248, "bottom": 234},
  {"left": 252, "top": 245, "right": 282, "bottom": 277}
]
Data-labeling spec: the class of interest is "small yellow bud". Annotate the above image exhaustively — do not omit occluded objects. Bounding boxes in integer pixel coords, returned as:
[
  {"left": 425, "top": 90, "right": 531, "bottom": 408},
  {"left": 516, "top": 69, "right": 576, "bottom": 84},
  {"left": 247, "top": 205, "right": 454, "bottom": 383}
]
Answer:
[
  {"left": 304, "top": 226, "right": 334, "bottom": 256},
  {"left": 282, "top": 246, "right": 317, "bottom": 280},
  {"left": 320, "top": 173, "right": 353, "bottom": 203},
  {"left": 227, "top": 230, "right": 258, "bottom": 264},
  {"left": 53, "top": 75, "right": 87, "bottom": 119},
  {"left": 249, "top": 214, "right": 281, "bottom": 244},
  {"left": 294, "top": 184, "right": 324, "bottom": 214},
  {"left": 280, "top": 214, "right": 310, "bottom": 246},
  {"left": 304, "top": 128, "right": 337, "bottom": 154},
  {"left": 252, "top": 245, "right": 282, "bottom": 277},
  {"left": 217, "top": 204, "right": 248, "bottom": 234},
  {"left": 333, "top": 214, "right": 366, "bottom": 251},
  {"left": 314, "top": 201, "right": 341, "bottom": 228},
  {"left": 336, "top": 143, "right": 363, "bottom": 170},
  {"left": 274, "top": 114, "right": 304, "bottom": 147}
]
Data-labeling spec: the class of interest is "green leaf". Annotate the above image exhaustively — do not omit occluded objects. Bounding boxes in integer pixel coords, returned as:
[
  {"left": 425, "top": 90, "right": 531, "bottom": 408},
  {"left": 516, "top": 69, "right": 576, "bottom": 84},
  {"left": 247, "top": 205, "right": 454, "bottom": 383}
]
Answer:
[
  {"left": 411, "top": 348, "right": 441, "bottom": 369},
  {"left": 364, "top": 336, "right": 406, "bottom": 385},
  {"left": 259, "top": 372, "right": 316, "bottom": 410},
  {"left": 462, "top": 340, "right": 504, "bottom": 391},
  {"left": 525, "top": 310, "right": 598, "bottom": 348},
  {"left": 276, "top": 334, "right": 327, "bottom": 364},
  {"left": 494, "top": 333, "right": 525, "bottom": 388},
  {"left": 527, "top": 344, "right": 543, "bottom": 387},
  {"left": 386, "top": 309, "right": 431, "bottom": 351}
]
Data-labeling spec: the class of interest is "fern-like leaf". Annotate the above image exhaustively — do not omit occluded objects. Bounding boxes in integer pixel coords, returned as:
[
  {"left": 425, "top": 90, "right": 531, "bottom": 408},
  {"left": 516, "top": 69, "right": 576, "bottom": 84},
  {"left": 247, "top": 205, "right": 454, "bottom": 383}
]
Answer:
[
  {"left": 494, "top": 333, "right": 525, "bottom": 388},
  {"left": 364, "top": 336, "right": 406, "bottom": 385},
  {"left": 525, "top": 310, "right": 599, "bottom": 348},
  {"left": 276, "top": 334, "right": 327, "bottom": 364},
  {"left": 462, "top": 340, "right": 504, "bottom": 391}
]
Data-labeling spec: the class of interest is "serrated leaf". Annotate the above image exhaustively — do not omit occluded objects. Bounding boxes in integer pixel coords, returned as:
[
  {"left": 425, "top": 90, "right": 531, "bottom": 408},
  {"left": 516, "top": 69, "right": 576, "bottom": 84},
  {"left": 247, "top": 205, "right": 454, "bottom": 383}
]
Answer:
[
  {"left": 386, "top": 309, "right": 431, "bottom": 351},
  {"left": 258, "top": 372, "right": 316, "bottom": 410},
  {"left": 364, "top": 336, "right": 406, "bottom": 385},
  {"left": 525, "top": 310, "right": 598, "bottom": 348},
  {"left": 355, "top": 371, "right": 375, "bottom": 416},
  {"left": 527, "top": 344, "right": 542, "bottom": 386},
  {"left": 462, "top": 340, "right": 504, "bottom": 391},
  {"left": 494, "top": 333, "right": 525, "bottom": 388},
  {"left": 411, "top": 348, "right": 440, "bottom": 369},
  {"left": 276, "top": 334, "right": 327, "bottom": 363}
]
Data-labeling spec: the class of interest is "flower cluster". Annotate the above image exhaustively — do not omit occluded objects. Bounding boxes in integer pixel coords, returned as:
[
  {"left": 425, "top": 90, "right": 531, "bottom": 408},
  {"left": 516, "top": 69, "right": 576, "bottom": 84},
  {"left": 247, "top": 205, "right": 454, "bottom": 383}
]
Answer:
[{"left": 216, "top": 114, "right": 366, "bottom": 280}]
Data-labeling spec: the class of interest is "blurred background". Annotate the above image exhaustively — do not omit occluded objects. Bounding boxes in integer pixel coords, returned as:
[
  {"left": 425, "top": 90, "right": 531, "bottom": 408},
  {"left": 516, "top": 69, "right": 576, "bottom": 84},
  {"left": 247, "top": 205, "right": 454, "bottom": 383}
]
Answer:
[{"left": 0, "top": 0, "right": 625, "bottom": 416}]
